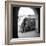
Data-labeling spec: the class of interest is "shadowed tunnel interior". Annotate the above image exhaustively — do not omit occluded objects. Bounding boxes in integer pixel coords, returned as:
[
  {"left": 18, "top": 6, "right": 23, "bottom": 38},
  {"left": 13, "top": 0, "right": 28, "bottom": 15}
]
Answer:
[{"left": 13, "top": 7, "right": 20, "bottom": 38}]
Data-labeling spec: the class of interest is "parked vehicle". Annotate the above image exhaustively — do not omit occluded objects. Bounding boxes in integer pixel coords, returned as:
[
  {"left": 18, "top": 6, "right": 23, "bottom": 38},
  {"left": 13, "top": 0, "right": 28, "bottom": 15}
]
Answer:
[{"left": 21, "top": 18, "right": 36, "bottom": 33}]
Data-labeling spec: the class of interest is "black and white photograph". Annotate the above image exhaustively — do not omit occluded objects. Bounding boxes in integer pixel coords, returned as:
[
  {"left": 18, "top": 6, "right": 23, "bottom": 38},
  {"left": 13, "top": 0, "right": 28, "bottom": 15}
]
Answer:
[
  {"left": 13, "top": 6, "right": 40, "bottom": 38},
  {"left": 5, "top": 1, "right": 45, "bottom": 44}
]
